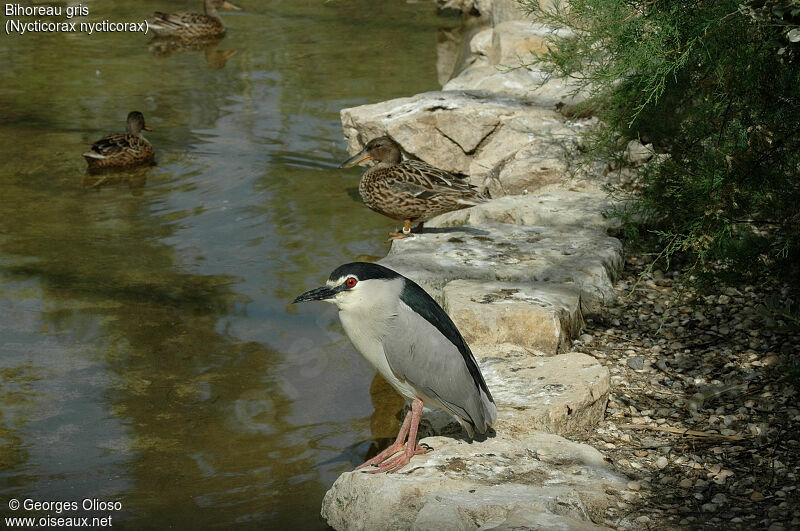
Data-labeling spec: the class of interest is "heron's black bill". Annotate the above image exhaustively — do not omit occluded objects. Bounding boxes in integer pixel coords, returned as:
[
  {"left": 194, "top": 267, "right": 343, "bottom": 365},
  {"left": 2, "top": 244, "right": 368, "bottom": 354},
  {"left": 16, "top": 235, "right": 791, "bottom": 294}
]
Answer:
[
  {"left": 339, "top": 148, "right": 371, "bottom": 169},
  {"left": 292, "top": 285, "right": 338, "bottom": 303}
]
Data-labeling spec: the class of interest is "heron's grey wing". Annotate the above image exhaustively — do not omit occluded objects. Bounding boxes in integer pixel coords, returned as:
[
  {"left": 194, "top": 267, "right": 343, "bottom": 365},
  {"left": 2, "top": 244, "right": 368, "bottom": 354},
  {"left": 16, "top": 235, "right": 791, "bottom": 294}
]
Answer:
[{"left": 383, "top": 298, "right": 496, "bottom": 437}]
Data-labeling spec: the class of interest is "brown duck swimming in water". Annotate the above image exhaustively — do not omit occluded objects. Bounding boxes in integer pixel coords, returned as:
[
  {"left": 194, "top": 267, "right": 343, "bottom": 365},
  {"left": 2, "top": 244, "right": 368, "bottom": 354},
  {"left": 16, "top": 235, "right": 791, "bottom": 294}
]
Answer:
[
  {"left": 83, "top": 111, "right": 154, "bottom": 170},
  {"left": 340, "top": 136, "right": 488, "bottom": 239},
  {"left": 149, "top": 0, "right": 241, "bottom": 40}
]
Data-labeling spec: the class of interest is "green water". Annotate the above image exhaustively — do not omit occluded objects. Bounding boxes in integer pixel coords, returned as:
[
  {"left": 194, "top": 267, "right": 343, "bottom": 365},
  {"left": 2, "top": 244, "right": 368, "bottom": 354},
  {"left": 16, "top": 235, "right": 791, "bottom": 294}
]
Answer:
[{"left": 0, "top": 1, "right": 455, "bottom": 526}]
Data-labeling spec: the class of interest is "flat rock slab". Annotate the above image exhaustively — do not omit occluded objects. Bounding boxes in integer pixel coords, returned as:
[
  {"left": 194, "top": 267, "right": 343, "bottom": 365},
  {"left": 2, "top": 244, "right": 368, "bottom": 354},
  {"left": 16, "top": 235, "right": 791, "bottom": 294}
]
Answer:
[
  {"left": 418, "top": 347, "right": 609, "bottom": 437},
  {"left": 478, "top": 348, "right": 609, "bottom": 436},
  {"left": 379, "top": 222, "right": 622, "bottom": 314},
  {"left": 443, "top": 22, "right": 588, "bottom": 107},
  {"left": 322, "top": 351, "right": 612, "bottom": 529},
  {"left": 340, "top": 91, "right": 576, "bottom": 185},
  {"left": 429, "top": 191, "right": 619, "bottom": 231},
  {"left": 443, "top": 280, "right": 583, "bottom": 354},
  {"left": 321, "top": 431, "right": 624, "bottom": 530}
]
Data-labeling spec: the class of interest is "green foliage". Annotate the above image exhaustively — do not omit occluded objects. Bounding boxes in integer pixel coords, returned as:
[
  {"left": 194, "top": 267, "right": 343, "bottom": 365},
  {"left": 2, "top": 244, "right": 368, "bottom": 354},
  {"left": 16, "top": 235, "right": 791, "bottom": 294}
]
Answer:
[{"left": 521, "top": 0, "right": 800, "bottom": 286}]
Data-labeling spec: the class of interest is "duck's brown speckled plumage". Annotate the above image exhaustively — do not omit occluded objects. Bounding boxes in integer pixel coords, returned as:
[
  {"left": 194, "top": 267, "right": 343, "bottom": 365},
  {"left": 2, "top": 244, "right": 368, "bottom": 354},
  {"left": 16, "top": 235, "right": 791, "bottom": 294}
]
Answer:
[
  {"left": 340, "top": 136, "right": 487, "bottom": 234},
  {"left": 149, "top": 0, "right": 240, "bottom": 40},
  {"left": 83, "top": 111, "right": 154, "bottom": 170}
]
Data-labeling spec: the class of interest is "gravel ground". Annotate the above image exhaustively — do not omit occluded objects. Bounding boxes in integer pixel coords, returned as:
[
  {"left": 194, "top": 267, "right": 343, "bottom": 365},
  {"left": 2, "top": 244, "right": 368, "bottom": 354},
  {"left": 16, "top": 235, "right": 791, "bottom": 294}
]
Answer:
[{"left": 570, "top": 253, "right": 800, "bottom": 530}]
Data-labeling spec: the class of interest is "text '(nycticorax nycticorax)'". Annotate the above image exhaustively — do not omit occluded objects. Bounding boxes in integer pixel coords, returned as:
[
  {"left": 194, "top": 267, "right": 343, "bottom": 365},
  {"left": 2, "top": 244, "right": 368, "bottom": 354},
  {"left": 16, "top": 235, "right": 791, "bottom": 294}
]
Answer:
[{"left": 293, "top": 262, "right": 496, "bottom": 473}]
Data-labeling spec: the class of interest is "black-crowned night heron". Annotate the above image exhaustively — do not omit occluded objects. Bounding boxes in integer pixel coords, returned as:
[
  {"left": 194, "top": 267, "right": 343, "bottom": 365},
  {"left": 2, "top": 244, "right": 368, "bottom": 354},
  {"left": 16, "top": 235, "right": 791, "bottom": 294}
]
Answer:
[
  {"left": 339, "top": 136, "right": 488, "bottom": 240},
  {"left": 292, "top": 262, "right": 497, "bottom": 473}
]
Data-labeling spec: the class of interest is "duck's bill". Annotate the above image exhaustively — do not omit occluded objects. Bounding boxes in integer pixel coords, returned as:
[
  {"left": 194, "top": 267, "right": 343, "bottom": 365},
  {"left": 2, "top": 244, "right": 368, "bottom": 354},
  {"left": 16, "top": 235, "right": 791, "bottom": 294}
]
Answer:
[
  {"left": 292, "top": 285, "right": 338, "bottom": 303},
  {"left": 222, "top": 1, "right": 242, "bottom": 10},
  {"left": 339, "top": 148, "right": 371, "bottom": 169},
  {"left": 143, "top": 125, "right": 154, "bottom": 132}
]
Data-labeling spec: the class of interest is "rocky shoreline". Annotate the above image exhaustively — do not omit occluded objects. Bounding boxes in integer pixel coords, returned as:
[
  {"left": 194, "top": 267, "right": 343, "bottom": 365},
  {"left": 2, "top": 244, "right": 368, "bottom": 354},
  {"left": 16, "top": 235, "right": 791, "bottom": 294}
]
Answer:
[
  {"left": 322, "top": 2, "right": 628, "bottom": 529},
  {"left": 322, "top": 2, "right": 798, "bottom": 529}
]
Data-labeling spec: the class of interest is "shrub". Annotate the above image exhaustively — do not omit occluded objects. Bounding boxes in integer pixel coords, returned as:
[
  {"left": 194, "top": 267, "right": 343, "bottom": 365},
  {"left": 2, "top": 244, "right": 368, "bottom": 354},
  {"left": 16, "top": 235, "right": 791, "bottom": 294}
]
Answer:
[{"left": 521, "top": 0, "right": 800, "bottom": 287}]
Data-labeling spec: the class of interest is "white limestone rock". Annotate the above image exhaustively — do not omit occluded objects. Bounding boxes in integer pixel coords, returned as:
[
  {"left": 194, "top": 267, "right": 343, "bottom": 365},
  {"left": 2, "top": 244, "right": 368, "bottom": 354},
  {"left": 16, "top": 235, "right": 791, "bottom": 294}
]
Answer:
[
  {"left": 488, "top": 22, "right": 572, "bottom": 66},
  {"left": 624, "top": 139, "right": 654, "bottom": 166},
  {"left": 340, "top": 92, "right": 587, "bottom": 192},
  {"left": 469, "top": 26, "right": 494, "bottom": 60},
  {"left": 443, "top": 280, "right": 583, "bottom": 354},
  {"left": 321, "top": 429, "right": 622, "bottom": 530},
  {"left": 466, "top": 111, "right": 577, "bottom": 184},
  {"left": 321, "top": 349, "right": 614, "bottom": 529},
  {"left": 489, "top": 0, "right": 528, "bottom": 24},
  {"left": 420, "top": 347, "right": 610, "bottom": 437},
  {"left": 341, "top": 91, "right": 578, "bottom": 185},
  {"left": 341, "top": 91, "right": 531, "bottom": 177},
  {"left": 429, "top": 191, "right": 618, "bottom": 231},
  {"left": 378, "top": 223, "right": 622, "bottom": 314},
  {"left": 441, "top": 21, "right": 587, "bottom": 106},
  {"left": 445, "top": 65, "right": 589, "bottom": 108}
]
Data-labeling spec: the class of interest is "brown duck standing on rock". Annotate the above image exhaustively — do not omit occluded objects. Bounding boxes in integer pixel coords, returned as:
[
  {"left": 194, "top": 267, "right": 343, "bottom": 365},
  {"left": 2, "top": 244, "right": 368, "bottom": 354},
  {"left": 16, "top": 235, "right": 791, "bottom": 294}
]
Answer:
[
  {"left": 340, "top": 136, "right": 488, "bottom": 240},
  {"left": 83, "top": 111, "right": 154, "bottom": 170},
  {"left": 149, "top": 0, "right": 241, "bottom": 41}
]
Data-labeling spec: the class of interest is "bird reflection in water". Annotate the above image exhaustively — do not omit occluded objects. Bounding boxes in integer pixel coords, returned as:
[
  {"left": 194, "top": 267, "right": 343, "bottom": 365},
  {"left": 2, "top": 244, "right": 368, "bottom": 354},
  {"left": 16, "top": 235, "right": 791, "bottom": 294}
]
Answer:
[
  {"left": 148, "top": 38, "right": 238, "bottom": 70},
  {"left": 83, "top": 166, "right": 152, "bottom": 196}
]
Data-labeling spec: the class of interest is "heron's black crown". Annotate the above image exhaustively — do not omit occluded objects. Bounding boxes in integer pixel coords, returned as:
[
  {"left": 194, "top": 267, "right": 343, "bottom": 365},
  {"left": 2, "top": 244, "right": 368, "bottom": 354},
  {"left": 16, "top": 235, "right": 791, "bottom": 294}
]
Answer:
[{"left": 328, "top": 262, "right": 401, "bottom": 283}]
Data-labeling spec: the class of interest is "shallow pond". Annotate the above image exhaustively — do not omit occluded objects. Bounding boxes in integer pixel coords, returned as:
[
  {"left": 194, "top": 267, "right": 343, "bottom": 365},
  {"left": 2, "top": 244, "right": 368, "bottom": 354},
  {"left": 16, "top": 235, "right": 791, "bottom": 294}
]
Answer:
[{"left": 0, "top": 1, "right": 456, "bottom": 526}]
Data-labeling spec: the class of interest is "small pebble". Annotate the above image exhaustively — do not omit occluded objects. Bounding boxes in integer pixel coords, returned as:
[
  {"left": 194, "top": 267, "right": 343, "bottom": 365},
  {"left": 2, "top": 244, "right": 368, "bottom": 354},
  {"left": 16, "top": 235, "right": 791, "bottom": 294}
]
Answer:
[
  {"left": 626, "top": 356, "right": 645, "bottom": 370},
  {"left": 712, "top": 493, "right": 728, "bottom": 504}
]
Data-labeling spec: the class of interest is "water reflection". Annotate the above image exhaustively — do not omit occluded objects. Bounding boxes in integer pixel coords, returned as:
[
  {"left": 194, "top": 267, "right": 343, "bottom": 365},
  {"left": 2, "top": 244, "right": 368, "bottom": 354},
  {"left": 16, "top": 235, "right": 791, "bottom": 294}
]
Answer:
[
  {"left": 0, "top": 0, "right": 458, "bottom": 527},
  {"left": 83, "top": 166, "right": 152, "bottom": 195},
  {"left": 148, "top": 38, "right": 238, "bottom": 70}
]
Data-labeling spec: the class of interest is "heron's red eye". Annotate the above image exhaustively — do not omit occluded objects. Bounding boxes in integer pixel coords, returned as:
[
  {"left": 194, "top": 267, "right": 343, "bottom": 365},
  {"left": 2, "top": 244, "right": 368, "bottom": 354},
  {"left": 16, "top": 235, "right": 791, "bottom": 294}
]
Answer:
[{"left": 345, "top": 277, "right": 357, "bottom": 288}]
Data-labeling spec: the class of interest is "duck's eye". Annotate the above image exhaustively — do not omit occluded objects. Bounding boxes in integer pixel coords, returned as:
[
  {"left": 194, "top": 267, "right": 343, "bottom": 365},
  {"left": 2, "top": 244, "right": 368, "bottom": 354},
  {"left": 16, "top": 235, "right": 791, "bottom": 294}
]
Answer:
[{"left": 345, "top": 277, "right": 357, "bottom": 288}]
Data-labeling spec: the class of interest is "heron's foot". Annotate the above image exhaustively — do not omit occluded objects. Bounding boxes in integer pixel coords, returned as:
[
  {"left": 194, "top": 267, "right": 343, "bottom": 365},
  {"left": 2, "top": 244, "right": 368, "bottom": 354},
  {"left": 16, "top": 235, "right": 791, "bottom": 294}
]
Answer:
[
  {"left": 364, "top": 444, "right": 429, "bottom": 474},
  {"left": 355, "top": 441, "right": 405, "bottom": 470}
]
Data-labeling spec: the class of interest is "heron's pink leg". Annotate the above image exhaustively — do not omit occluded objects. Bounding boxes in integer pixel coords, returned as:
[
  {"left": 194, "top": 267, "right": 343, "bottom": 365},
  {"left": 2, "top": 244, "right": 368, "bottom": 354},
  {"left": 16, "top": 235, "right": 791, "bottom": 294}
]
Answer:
[
  {"left": 366, "top": 398, "right": 430, "bottom": 473},
  {"left": 355, "top": 409, "right": 412, "bottom": 470}
]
